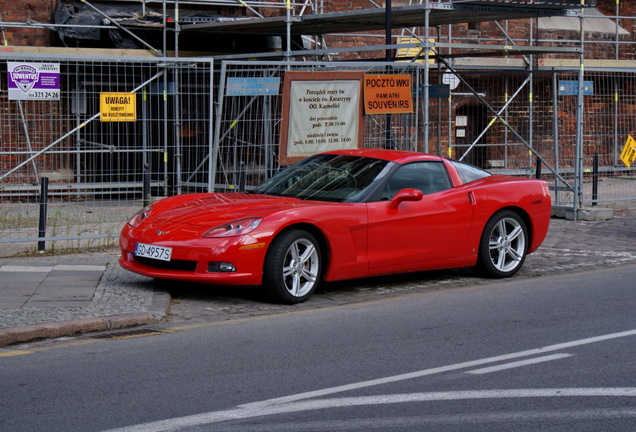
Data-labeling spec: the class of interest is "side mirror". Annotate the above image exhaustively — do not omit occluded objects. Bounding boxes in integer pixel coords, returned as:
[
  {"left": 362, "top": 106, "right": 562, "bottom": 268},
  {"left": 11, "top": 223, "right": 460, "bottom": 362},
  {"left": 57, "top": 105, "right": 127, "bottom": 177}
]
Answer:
[{"left": 387, "top": 188, "right": 423, "bottom": 209}]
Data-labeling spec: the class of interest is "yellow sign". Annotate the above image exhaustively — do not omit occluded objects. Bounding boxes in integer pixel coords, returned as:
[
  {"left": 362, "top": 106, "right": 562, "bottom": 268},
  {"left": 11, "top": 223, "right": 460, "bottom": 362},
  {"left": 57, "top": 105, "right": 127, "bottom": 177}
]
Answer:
[
  {"left": 396, "top": 37, "right": 435, "bottom": 64},
  {"left": 363, "top": 74, "right": 413, "bottom": 115},
  {"left": 620, "top": 135, "right": 636, "bottom": 167},
  {"left": 100, "top": 92, "right": 137, "bottom": 122}
]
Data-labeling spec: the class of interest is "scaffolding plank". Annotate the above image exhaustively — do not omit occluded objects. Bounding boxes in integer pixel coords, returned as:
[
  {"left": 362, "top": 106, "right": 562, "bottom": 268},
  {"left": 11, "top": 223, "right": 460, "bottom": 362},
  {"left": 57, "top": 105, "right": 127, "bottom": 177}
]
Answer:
[{"left": 181, "top": 1, "right": 591, "bottom": 36}]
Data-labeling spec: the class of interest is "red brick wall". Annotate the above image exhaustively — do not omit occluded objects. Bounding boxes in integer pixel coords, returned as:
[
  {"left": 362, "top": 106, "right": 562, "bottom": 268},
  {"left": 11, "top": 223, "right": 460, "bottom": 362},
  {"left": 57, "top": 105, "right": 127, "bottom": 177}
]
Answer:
[{"left": 0, "top": 0, "right": 54, "bottom": 46}]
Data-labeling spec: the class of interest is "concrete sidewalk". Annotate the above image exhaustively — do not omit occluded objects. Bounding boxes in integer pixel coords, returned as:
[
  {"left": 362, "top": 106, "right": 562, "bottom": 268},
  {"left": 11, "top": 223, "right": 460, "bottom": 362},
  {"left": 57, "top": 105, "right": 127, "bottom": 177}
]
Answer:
[
  {"left": 0, "top": 252, "right": 170, "bottom": 346},
  {"left": 1, "top": 208, "right": 635, "bottom": 347}
]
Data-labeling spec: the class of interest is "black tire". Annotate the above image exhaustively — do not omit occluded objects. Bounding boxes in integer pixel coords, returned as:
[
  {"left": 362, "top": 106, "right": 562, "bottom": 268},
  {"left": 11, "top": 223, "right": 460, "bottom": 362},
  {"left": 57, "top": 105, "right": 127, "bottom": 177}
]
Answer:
[
  {"left": 263, "top": 229, "right": 322, "bottom": 304},
  {"left": 476, "top": 210, "right": 528, "bottom": 278}
]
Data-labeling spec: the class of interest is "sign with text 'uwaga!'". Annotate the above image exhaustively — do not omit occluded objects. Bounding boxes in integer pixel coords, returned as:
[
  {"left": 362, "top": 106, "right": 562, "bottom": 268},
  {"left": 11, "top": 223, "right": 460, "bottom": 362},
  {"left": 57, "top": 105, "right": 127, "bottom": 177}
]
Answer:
[{"left": 100, "top": 92, "right": 137, "bottom": 122}]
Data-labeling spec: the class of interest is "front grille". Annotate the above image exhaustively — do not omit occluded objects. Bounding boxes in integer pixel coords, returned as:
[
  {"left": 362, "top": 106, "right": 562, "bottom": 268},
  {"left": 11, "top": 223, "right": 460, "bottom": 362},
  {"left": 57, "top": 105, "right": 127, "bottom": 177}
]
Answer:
[{"left": 136, "top": 256, "right": 197, "bottom": 272}]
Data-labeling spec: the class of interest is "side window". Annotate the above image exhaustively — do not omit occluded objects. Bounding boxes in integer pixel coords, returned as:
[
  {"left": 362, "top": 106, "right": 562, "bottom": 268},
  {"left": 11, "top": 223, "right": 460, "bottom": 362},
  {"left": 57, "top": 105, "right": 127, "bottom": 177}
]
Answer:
[{"left": 383, "top": 162, "right": 452, "bottom": 199}]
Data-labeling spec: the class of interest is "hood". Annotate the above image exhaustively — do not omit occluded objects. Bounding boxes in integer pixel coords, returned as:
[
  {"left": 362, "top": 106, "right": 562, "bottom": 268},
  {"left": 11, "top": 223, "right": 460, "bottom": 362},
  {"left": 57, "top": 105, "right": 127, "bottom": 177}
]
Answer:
[{"left": 152, "top": 193, "right": 308, "bottom": 227}]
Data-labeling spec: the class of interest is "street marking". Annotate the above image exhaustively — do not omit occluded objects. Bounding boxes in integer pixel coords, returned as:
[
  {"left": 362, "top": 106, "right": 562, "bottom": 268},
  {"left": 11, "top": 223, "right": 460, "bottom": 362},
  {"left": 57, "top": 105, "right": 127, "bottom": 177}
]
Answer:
[
  {"left": 0, "top": 350, "right": 33, "bottom": 357},
  {"left": 540, "top": 248, "right": 636, "bottom": 259},
  {"left": 239, "top": 328, "right": 636, "bottom": 409},
  {"left": 466, "top": 353, "right": 573, "bottom": 374},
  {"left": 54, "top": 265, "right": 107, "bottom": 272},
  {"left": 104, "top": 388, "right": 636, "bottom": 432},
  {"left": 535, "top": 248, "right": 636, "bottom": 271},
  {"left": 0, "top": 339, "right": 101, "bottom": 358},
  {"left": 104, "top": 328, "right": 636, "bottom": 432},
  {"left": 0, "top": 266, "right": 53, "bottom": 272},
  {"left": 0, "top": 264, "right": 106, "bottom": 272}
]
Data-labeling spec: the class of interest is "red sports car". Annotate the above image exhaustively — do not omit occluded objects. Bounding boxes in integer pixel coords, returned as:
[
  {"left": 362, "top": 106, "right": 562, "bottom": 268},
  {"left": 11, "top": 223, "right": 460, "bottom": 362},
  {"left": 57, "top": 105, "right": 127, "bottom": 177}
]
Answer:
[{"left": 119, "top": 148, "right": 551, "bottom": 303}]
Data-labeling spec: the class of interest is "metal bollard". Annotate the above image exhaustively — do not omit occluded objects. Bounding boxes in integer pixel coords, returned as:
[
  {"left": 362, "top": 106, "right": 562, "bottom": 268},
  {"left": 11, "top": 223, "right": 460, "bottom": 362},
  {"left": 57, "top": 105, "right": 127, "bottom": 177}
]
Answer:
[
  {"left": 592, "top": 153, "right": 599, "bottom": 206},
  {"left": 37, "top": 177, "right": 49, "bottom": 251}
]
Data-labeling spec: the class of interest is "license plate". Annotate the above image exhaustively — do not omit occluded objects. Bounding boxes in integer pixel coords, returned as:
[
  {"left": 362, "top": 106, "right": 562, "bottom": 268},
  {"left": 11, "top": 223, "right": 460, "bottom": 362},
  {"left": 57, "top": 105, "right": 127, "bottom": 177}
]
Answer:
[{"left": 134, "top": 243, "right": 172, "bottom": 262}]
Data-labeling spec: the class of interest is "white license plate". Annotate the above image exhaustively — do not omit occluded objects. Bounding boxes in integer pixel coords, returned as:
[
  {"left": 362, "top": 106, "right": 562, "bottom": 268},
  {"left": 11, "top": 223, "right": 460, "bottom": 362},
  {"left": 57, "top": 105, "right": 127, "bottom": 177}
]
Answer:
[{"left": 134, "top": 243, "right": 172, "bottom": 262}]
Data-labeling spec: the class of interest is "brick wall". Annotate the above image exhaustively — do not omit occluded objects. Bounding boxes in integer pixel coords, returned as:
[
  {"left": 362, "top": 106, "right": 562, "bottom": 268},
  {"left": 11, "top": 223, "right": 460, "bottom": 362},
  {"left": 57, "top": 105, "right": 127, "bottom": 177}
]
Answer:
[{"left": 0, "top": 0, "right": 54, "bottom": 46}]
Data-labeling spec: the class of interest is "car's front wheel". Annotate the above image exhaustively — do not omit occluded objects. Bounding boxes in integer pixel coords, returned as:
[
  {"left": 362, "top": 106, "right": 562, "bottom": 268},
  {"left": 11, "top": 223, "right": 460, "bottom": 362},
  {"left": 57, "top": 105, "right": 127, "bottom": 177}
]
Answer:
[
  {"left": 263, "top": 229, "right": 322, "bottom": 304},
  {"left": 477, "top": 210, "right": 528, "bottom": 278}
]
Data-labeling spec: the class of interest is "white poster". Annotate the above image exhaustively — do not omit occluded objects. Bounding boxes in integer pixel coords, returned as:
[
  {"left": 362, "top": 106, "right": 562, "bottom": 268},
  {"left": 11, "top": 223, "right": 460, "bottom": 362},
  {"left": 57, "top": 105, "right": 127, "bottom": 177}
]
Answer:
[{"left": 286, "top": 79, "right": 360, "bottom": 157}]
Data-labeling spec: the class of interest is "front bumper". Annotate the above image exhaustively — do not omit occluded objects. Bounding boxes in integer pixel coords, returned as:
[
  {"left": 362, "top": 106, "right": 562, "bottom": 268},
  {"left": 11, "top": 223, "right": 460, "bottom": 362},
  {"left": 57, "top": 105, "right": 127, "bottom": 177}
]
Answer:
[{"left": 119, "top": 227, "right": 267, "bottom": 286}]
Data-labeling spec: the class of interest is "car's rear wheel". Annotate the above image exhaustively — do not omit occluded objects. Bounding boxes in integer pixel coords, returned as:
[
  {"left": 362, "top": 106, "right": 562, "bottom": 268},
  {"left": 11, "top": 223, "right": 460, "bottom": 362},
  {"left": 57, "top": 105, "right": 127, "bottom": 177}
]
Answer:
[
  {"left": 263, "top": 229, "right": 322, "bottom": 304},
  {"left": 477, "top": 210, "right": 527, "bottom": 278}
]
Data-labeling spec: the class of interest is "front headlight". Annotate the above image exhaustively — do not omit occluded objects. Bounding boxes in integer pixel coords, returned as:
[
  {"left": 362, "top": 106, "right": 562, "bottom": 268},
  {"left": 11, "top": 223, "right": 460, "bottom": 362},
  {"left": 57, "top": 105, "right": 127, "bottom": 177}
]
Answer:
[
  {"left": 127, "top": 205, "right": 152, "bottom": 228},
  {"left": 203, "top": 217, "right": 262, "bottom": 238}
]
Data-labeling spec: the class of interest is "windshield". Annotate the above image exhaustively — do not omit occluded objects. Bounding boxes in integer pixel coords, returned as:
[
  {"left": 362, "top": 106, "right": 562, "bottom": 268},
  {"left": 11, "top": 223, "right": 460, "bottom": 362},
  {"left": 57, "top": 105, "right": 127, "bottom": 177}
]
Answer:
[{"left": 254, "top": 154, "right": 391, "bottom": 202}]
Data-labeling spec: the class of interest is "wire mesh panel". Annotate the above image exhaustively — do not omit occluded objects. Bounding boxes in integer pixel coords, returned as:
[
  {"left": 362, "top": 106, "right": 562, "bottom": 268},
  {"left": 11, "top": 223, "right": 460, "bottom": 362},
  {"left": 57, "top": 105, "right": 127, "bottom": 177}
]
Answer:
[
  {"left": 211, "top": 61, "right": 425, "bottom": 192},
  {"left": 549, "top": 70, "right": 636, "bottom": 208},
  {"left": 579, "top": 71, "right": 636, "bottom": 207},
  {"left": 211, "top": 62, "right": 285, "bottom": 192},
  {"left": 426, "top": 68, "right": 636, "bottom": 210},
  {"left": 428, "top": 69, "right": 538, "bottom": 171},
  {"left": 0, "top": 56, "right": 213, "bottom": 256}
]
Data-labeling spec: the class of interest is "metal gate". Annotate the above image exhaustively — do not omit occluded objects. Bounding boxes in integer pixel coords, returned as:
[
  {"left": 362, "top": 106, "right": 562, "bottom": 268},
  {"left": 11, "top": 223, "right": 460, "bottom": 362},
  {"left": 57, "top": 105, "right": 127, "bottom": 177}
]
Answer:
[{"left": 0, "top": 55, "right": 215, "bottom": 255}]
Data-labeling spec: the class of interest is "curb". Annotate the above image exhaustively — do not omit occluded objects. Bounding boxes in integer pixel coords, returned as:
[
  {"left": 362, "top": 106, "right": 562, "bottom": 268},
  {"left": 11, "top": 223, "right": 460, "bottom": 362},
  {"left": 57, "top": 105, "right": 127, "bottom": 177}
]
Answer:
[{"left": 0, "top": 290, "right": 171, "bottom": 347}]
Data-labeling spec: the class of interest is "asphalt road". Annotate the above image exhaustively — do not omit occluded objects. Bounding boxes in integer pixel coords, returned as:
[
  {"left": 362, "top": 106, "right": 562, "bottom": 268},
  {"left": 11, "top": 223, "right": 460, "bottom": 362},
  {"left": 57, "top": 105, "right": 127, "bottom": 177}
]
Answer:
[{"left": 1, "top": 263, "right": 635, "bottom": 432}]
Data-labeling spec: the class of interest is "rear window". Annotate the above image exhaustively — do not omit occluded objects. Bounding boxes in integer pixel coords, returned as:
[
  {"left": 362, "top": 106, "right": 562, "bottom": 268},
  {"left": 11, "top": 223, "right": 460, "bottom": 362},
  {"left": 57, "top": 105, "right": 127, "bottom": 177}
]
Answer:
[{"left": 450, "top": 160, "right": 491, "bottom": 184}]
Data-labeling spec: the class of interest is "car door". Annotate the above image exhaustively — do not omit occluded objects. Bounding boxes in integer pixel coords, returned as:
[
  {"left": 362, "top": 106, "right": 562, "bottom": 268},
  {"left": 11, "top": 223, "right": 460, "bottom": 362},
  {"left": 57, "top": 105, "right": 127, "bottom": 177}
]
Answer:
[{"left": 366, "top": 161, "right": 474, "bottom": 271}]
